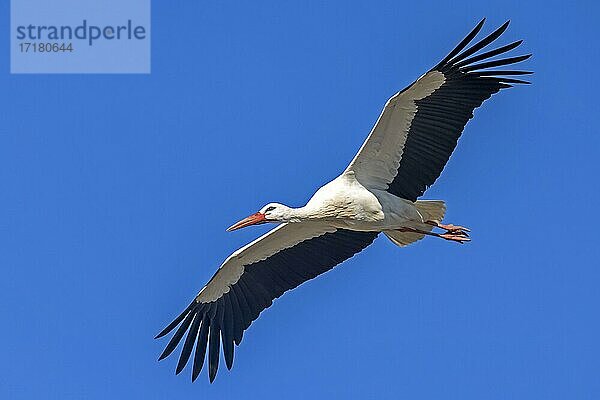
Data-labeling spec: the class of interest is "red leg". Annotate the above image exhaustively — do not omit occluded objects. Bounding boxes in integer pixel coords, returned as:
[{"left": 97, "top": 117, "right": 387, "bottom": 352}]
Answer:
[
  {"left": 398, "top": 227, "right": 470, "bottom": 244},
  {"left": 425, "top": 220, "right": 470, "bottom": 237}
]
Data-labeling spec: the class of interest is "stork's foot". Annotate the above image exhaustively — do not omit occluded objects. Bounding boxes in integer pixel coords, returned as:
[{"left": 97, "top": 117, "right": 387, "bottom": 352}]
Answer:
[
  {"left": 440, "top": 232, "right": 471, "bottom": 244},
  {"left": 426, "top": 221, "right": 471, "bottom": 238},
  {"left": 438, "top": 223, "right": 470, "bottom": 233}
]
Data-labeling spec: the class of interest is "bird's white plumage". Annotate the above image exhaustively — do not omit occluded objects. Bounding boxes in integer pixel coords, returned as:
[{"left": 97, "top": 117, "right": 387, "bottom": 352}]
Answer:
[{"left": 346, "top": 71, "right": 445, "bottom": 190}]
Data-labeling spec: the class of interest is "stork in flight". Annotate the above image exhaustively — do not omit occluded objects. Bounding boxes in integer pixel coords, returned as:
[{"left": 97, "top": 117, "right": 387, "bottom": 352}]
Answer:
[{"left": 156, "top": 19, "right": 531, "bottom": 382}]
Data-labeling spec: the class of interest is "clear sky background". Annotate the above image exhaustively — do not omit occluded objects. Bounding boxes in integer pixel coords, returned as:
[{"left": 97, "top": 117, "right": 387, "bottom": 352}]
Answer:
[{"left": 1, "top": 1, "right": 599, "bottom": 399}]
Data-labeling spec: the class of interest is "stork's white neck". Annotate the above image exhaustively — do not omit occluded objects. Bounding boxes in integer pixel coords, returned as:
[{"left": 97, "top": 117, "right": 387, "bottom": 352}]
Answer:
[
  {"left": 286, "top": 206, "right": 316, "bottom": 222},
  {"left": 267, "top": 204, "right": 325, "bottom": 223},
  {"left": 281, "top": 202, "right": 347, "bottom": 222}
]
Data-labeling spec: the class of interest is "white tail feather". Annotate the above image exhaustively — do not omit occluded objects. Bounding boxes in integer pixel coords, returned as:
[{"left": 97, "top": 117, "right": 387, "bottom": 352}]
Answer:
[{"left": 384, "top": 200, "right": 446, "bottom": 247}]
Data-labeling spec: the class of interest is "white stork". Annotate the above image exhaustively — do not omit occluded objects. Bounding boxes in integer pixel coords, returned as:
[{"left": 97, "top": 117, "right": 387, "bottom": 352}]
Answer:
[{"left": 156, "top": 18, "right": 531, "bottom": 382}]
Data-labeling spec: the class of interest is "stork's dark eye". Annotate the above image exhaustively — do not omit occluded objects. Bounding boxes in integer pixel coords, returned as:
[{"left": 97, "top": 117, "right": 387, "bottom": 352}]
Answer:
[{"left": 265, "top": 206, "right": 276, "bottom": 212}]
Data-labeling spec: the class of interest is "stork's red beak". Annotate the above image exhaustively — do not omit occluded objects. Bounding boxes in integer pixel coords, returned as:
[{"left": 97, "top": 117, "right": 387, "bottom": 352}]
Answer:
[{"left": 226, "top": 212, "right": 268, "bottom": 232}]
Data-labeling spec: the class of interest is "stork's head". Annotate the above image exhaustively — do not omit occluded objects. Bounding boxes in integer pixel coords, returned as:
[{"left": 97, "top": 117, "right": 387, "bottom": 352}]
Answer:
[{"left": 226, "top": 203, "right": 292, "bottom": 231}]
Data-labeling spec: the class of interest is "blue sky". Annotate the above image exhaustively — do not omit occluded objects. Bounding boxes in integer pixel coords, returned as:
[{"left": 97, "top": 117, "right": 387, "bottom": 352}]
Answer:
[{"left": 1, "top": 1, "right": 599, "bottom": 399}]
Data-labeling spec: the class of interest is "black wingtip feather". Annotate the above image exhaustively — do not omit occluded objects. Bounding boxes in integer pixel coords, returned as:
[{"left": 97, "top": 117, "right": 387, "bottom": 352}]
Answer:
[
  {"left": 454, "top": 40, "right": 523, "bottom": 69},
  {"left": 460, "top": 54, "right": 532, "bottom": 73},
  {"left": 473, "top": 70, "right": 533, "bottom": 76},
  {"left": 192, "top": 314, "right": 210, "bottom": 382},
  {"left": 434, "top": 18, "right": 486, "bottom": 70},
  {"left": 175, "top": 313, "right": 201, "bottom": 375},
  {"left": 208, "top": 326, "right": 221, "bottom": 383},
  {"left": 158, "top": 311, "right": 196, "bottom": 361},
  {"left": 449, "top": 20, "right": 510, "bottom": 65},
  {"left": 154, "top": 302, "right": 195, "bottom": 339},
  {"left": 222, "top": 296, "right": 236, "bottom": 370}
]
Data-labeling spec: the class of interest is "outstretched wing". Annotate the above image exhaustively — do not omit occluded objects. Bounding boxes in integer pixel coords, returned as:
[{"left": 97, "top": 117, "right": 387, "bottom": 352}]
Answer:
[
  {"left": 156, "top": 223, "right": 378, "bottom": 382},
  {"left": 346, "top": 18, "right": 531, "bottom": 201}
]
